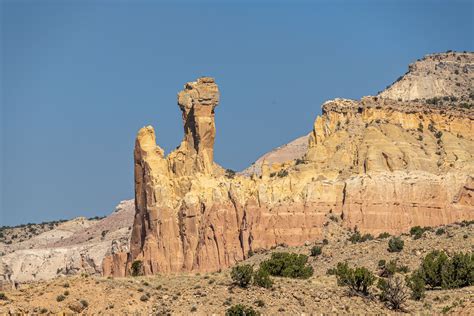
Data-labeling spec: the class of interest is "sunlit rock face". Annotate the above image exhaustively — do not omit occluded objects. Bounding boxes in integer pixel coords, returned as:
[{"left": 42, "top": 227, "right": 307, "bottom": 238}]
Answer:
[{"left": 103, "top": 55, "right": 474, "bottom": 276}]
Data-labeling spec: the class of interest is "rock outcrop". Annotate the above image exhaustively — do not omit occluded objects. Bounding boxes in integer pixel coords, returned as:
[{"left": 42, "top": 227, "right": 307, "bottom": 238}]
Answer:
[
  {"left": 103, "top": 56, "right": 474, "bottom": 277},
  {"left": 378, "top": 51, "right": 473, "bottom": 102},
  {"left": 0, "top": 200, "right": 134, "bottom": 284}
]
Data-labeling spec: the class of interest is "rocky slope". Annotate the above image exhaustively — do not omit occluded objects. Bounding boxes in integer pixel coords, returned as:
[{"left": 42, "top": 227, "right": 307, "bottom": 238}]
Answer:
[
  {"left": 378, "top": 51, "right": 473, "bottom": 103},
  {"left": 0, "top": 200, "right": 134, "bottom": 288},
  {"left": 240, "top": 134, "right": 309, "bottom": 177},
  {"left": 1, "top": 221, "right": 473, "bottom": 314},
  {"left": 103, "top": 54, "right": 474, "bottom": 277}
]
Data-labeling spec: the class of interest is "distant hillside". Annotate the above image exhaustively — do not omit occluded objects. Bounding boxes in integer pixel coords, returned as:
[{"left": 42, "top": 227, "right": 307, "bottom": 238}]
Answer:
[{"left": 378, "top": 51, "right": 473, "bottom": 105}]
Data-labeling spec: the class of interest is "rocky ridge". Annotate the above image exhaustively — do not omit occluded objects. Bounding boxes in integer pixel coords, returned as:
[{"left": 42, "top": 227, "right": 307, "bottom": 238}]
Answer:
[
  {"left": 103, "top": 54, "right": 474, "bottom": 277},
  {"left": 378, "top": 51, "right": 473, "bottom": 104},
  {"left": 0, "top": 200, "right": 134, "bottom": 287}
]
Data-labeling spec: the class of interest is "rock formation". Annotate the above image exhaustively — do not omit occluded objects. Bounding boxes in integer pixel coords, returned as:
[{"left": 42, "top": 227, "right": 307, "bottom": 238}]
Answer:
[
  {"left": 103, "top": 54, "right": 474, "bottom": 277},
  {"left": 378, "top": 51, "right": 473, "bottom": 102},
  {"left": 0, "top": 200, "right": 134, "bottom": 284}
]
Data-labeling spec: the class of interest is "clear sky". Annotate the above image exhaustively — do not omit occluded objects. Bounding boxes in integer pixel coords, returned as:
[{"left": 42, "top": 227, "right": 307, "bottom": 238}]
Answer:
[{"left": 1, "top": 0, "right": 473, "bottom": 226}]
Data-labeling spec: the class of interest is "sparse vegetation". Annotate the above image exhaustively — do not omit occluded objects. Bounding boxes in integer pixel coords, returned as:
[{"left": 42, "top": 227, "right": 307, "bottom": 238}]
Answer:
[
  {"left": 333, "top": 262, "right": 375, "bottom": 296},
  {"left": 415, "top": 250, "right": 473, "bottom": 289},
  {"left": 310, "top": 246, "right": 322, "bottom": 257},
  {"left": 225, "top": 169, "right": 236, "bottom": 179},
  {"left": 56, "top": 294, "right": 66, "bottom": 302},
  {"left": 226, "top": 304, "right": 259, "bottom": 316},
  {"left": 378, "top": 276, "right": 409, "bottom": 310},
  {"left": 231, "top": 264, "right": 253, "bottom": 288},
  {"left": 406, "top": 271, "right": 426, "bottom": 300},
  {"left": 260, "top": 252, "right": 313, "bottom": 279},
  {"left": 377, "top": 232, "right": 390, "bottom": 239},
  {"left": 410, "top": 226, "right": 431, "bottom": 240},
  {"left": 388, "top": 237, "right": 404, "bottom": 253},
  {"left": 131, "top": 260, "right": 143, "bottom": 277},
  {"left": 253, "top": 268, "right": 273, "bottom": 289},
  {"left": 0, "top": 293, "right": 7, "bottom": 300},
  {"left": 349, "top": 231, "right": 374, "bottom": 243}
]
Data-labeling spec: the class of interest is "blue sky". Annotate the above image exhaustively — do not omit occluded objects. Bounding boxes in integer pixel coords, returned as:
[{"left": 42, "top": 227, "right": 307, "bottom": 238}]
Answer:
[{"left": 1, "top": 0, "right": 473, "bottom": 226}]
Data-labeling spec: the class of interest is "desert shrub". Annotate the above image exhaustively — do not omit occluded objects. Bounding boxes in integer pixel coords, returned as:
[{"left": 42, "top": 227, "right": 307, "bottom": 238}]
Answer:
[
  {"left": 440, "top": 252, "right": 473, "bottom": 289},
  {"left": 378, "top": 259, "right": 386, "bottom": 268},
  {"left": 349, "top": 231, "right": 374, "bottom": 243},
  {"left": 295, "top": 158, "right": 305, "bottom": 165},
  {"left": 253, "top": 268, "right": 273, "bottom": 289},
  {"left": 0, "top": 293, "right": 6, "bottom": 300},
  {"left": 406, "top": 271, "right": 426, "bottom": 300},
  {"left": 140, "top": 294, "right": 149, "bottom": 302},
  {"left": 379, "top": 260, "right": 397, "bottom": 277},
  {"left": 378, "top": 232, "right": 391, "bottom": 239},
  {"left": 63, "top": 290, "right": 69, "bottom": 296},
  {"left": 435, "top": 228, "right": 445, "bottom": 235},
  {"left": 260, "top": 252, "right": 313, "bottom": 279},
  {"left": 322, "top": 238, "right": 329, "bottom": 245},
  {"left": 231, "top": 264, "right": 253, "bottom": 288},
  {"left": 417, "top": 123, "right": 424, "bottom": 132},
  {"left": 131, "top": 260, "right": 143, "bottom": 277},
  {"left": 277, "top": 169, "right": 289, "bottom": 177},
  {"left": 226, "top": 304, "right": 259, "bottom": 316},
  {"left": 333, "top": 262, "right": 375, "bottom": 295},
  {"left": 410, "top": 226, "right": 431, "bottom": 239},
  {"left": 379, "top": 260, "right": 410, "bottom": 277},
  {"left": 418, "top": 250, "right": 448, "bottom": 288},
  {"left": 225, "top": 169, "right": 236, "bottom": 178},
  {"left": 56, "top": 294, "right": 66, "bottom": 302},
  {"left": 310, "top": 246, "right": 322, "bottom": 257},
  {"left": 378, "top": 276, "right": 409, "bottom": 310},
  {"left": 63, "top": 282, "right": 70, "bottom": 288},
  {"left": 388, "top": 237, "right": 404, "bottom": 253},
  {"left": 415, "top": 251, "right": 473, "bottom": 290}
]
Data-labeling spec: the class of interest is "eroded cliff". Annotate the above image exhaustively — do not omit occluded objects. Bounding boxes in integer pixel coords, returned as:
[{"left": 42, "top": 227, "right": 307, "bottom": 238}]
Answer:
[{"left": 103, "top": 56, "right": 474, "bottom": 277}]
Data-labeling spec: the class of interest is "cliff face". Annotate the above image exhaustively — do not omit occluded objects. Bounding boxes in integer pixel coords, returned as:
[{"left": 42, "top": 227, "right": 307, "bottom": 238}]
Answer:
[{"left": 103, "top": 56, "right": 474, "bottom": 277}]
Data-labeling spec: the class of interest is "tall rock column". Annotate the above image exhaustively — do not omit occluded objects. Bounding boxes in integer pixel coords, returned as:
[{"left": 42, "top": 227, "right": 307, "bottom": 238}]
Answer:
[{"left": 172, "top": 77, "right": 220, "bottom": 175}]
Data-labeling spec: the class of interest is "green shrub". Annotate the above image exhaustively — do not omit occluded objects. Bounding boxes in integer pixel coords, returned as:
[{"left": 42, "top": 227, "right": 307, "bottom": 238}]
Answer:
[
  {"left": 435, "top": 228, "right": 445, "bottom": 235},
  {"left": 226, "top": 304, "right": 259, "bottom": 316},
  {"left": 349, "top": 231, "right": 373, "bottom": 243},
  {"left": 410, "top": 226, "right": 428, "bottom": 239},
  {"left": 310, "top": 246, "right": 322, "bottom": 257},
  {"left": 231, "top": 264, "right": 253, "bottom": 288},
  {"left": 333, "top": 262, "right": 375, "bottom": 295},
  {"left": 388, "top": 237, "right": 404, "bottom": 253},
  {"left": 416, "top": 251, "right": 473, "bottom": 290},
  {"left": 0, "top": 293, "right": 6, "bottom": 300},
  {"left": 379, "top": 260, "right": 410, "bottom": 277},
  {"left": 406, "top": 271, "right": 426, "bottom": 300},
  {"left": 378, "top": 232, "right": 391, "bottom": 239},
  {"left": 378, "top": 259, "right": 386, "bottom": 268},
  {"left": 418, "top": 250, "right": 448, "bottom": 288},
  {"left": 378, "top": 276, "right": 409, "bottom": 310},
  {"left": 225, "top": 169, "right": 236, "bottom": 178},
  {"left": 440, "top": 252, "right": 473, "bottom": 289},
  {"left": 260, "top": 252, "right": 313, "bottom": 279},
  {"left": 379, "top": 260, "right": 397, "bottom": 277},
  {"left": 253, "top": 268, "right": 273, "bottom": 289},
  {"left": 131, "top": 260, "right": 143, "bottom": 277}
]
